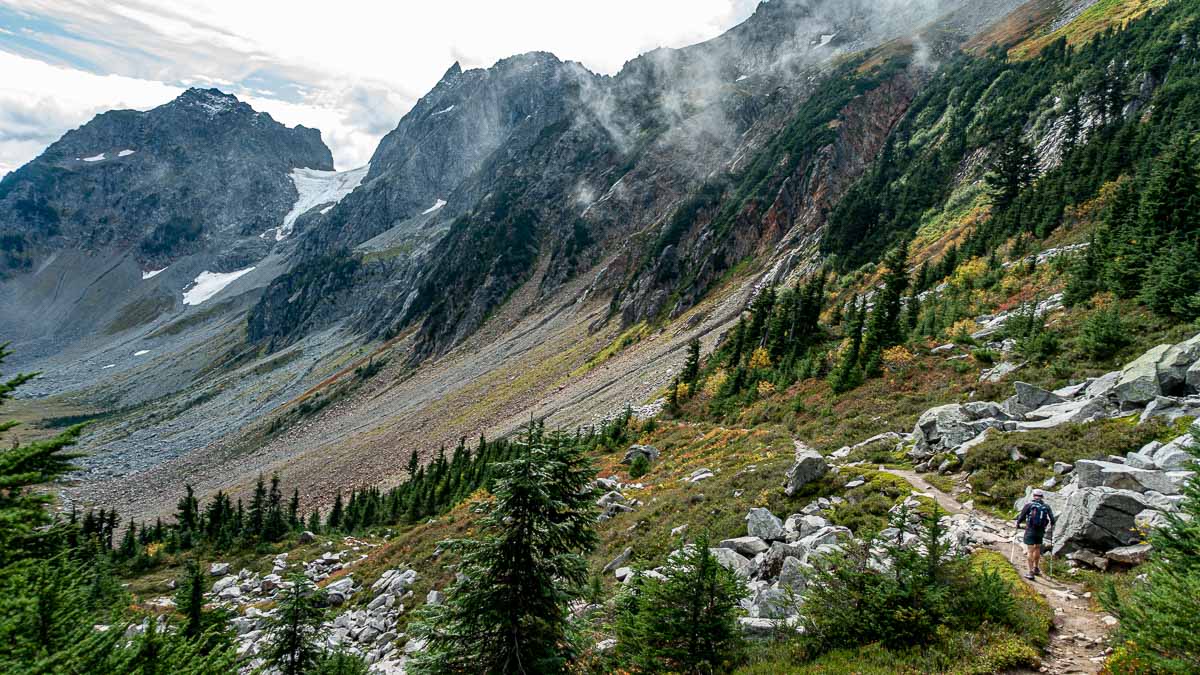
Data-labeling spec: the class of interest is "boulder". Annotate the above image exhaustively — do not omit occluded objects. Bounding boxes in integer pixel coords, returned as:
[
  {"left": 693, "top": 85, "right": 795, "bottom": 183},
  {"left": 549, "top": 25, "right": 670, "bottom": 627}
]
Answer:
[
  {"left": 211, "top": 575, "right": 238, "bottom": 595},
  {"left": 1053, "top": 461, "right": 1074, "bottom": 475},
  {"left": 613, "top": 567, "right": 633, "bottom": 582},
  {"left": 1073, "top": 460, "right": 1186, "bottom": 495},
  {"left": 1052, "top": 487, "right": 1152, "bottom": 555},
  {"left": 759, "top": 541, "right": 808, "bottom": 580},
  {"left": 1066, "top": 549, "right": 1108, "bottom": 571},
  {"left": 778, "top": 556, "right": 808, "bottom": 591},
  {"left": 622, "top": 444, "right": 659, "bottom": 465},
  {"left": 1188, "top": 360, "right": 1200, "bottom": 393},
  {"left": 1105, "top": 543, "right": 1153, "bottom": 565},
  {"left": 709, "top": 548, "right": 753, "bottom": 578},
  {"left": 738, "top": 617, "right": 786, "bottom": 637},
  {"left": 909, "top": 404, "right": 1006, "bottom": 460},
  {"left": 1151, "top": 434, "right": 1197, "bottom": 471},
  {"left": 1015, "top": 381, "right": 1065, "bottom": 409},
  {"left": 686, "top": 468, "right": 714, "bottom": 483},
  {"left": 210, "top": 562, "right": 230, "bottom": 577},
  {"left": 750, "top": 586, "right": 794, "bottom": 619},
  {"left": 783, "top": 442, "right": 827, "bottom": 496},
  {"left": 720, "top": 536, "right": 770, "bottom": 558},
  {"left": 783, "top": 514, "right": 828, "bottom": 540},
  {"left": 1156, "top": 334, "right": 1200, "bottom": 393},
  {"left": 1135, "top": 509, "right": 1170, "bottom": 531},
  {"left": 746, "top": 508, "right": 784, "bottom": 541},
  {"left": 298, "top": 531, "right": 316, "bottom": 544},
  {"left": 1114, "top": 344, "right": 1171, "bottom": 406},
  {"left": 1084, "top": 371, "right": 1121, "bottom": 400},
  {"left": 799, "top": 525, "right": 852, "bottom": 550},
  {"left": 602, "top": 547, "right": 633, "bottom": 574}
]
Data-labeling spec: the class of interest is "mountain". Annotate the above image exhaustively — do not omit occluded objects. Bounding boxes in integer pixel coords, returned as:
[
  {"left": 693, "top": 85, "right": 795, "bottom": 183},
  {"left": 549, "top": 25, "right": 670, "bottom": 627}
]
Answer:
[{"left": 0, "top": 88, "right": 334, "bottom": 358}]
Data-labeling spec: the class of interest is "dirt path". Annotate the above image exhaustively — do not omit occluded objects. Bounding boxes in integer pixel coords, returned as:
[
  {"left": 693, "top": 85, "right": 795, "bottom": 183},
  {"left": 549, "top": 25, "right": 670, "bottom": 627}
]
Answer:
[{"left": 881, "top": 468, "right": 1113, "bottom": 674}]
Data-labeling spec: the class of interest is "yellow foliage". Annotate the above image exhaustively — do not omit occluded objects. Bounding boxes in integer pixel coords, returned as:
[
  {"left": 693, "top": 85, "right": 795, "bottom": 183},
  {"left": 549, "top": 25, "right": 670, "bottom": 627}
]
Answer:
[
  {"left": 756, "top": 380, "right": 776, "bottom": 397},
  {"left": 675, "top": 381, "right": 690, "bottom": 399},
  {"left": 882, "top": 345, "right": 914, "bottom": 367},
  {"left": 702, "top": 369, "right": 727, "bottom": 397},
  {"left": 948, "top": 319, "right": 978, "bottom": 342},
  {"left": 952, "top": 257, "right": 988, "bottom": 286},
  {"left": 748, "top": 347, "right": 772, "bottom": 370}
]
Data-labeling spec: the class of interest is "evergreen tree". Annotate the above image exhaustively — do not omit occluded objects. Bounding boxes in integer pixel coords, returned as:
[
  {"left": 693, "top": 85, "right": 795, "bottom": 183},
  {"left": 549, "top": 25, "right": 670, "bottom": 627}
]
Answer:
[
  {"left": 248, "top": 474, "right": 268, "bottom": 539},
  {"left": 287, "top": 488, "right": 301, "bottom": 531},
  {"left": 177, "top": 559, "right": 207, "bottom": 641},
  {"left": 0, "top": 343, "right": 85, "bottom": 566},
  {"left": 266, "top": 574, "right": 329, "bottom": 675},
  {"left": 1103, "top": 424, "right": 1200, "bottom": 671},
  {"left": 985, "top": 135, "right": 1035, "bottom": 212},
  {"left": 327, "top": 491, "right": 344, "bottom": 531},
  {"left": 407, "top": 425, "right": 598, "bottom": 674},
  {"left": 860, "top": 242, "right": 910, "bottom": 375},
  {"left": 682, "top": 338, "right": 701, "bottom": 389},
  {"left": 615, "top": 536, "right": 746, "bottom": 673},
  {"left": 829, "top": 297, "right": 866, "bottom": 393}
]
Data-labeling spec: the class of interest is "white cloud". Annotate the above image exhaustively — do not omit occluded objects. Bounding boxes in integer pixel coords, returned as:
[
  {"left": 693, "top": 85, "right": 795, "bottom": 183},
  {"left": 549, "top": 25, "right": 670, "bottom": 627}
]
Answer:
[{"left": 0, "top": 0, "right": 760, "bottom": 174}]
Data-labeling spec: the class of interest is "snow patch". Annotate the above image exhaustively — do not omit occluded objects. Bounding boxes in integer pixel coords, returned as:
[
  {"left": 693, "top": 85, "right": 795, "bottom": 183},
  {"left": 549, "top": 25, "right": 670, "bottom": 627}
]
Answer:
[
  {"left": 276, "top": 165, "right": 369, "bottom": 240},
  {"left": 117, "top": 149, "right": 136, "bottom": 157},
  {"left": 133, "top": 349, "right": 150, "bottom": 356},
  {"left": 142, "top": 268, "right": 166, "bottom": 280},
  {"left": 182, "top": 267, "right": 256, "bottom": 306},
  {"left": 819, "top": 33, "right": 836, "bottom": 47},
  {"left": 422, "top": 199, "right": 447, "bottom": 215},
  {"left": 430, "top": 105, "right": 456, "bottom": 117},
  {"left": 101, "top": 364, "right": 115, "bottom": 369},
  {"left": 735, "top": 75, "right": 748, "bottom": 82},
  {"left": 82, "top": 153, "right": 106, "bottom": 162}
]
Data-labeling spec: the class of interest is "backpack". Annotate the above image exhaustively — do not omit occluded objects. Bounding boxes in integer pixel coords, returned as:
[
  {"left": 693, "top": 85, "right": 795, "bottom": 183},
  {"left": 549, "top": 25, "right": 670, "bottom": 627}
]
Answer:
[{"left": 1027, "top": 501, "right": 1050, "bottom": 529}]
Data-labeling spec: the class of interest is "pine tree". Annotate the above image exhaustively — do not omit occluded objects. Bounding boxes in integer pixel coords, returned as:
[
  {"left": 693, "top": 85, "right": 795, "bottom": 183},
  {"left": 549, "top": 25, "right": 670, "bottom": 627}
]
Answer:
[
  {"left": 681, "top": 338, "right": 701, "bottom": 389},
  {"left": 615, "top": 536, "right": 746, "bottom": 673},
  {"left": 860, "top": 242, "right": 910, "bottom": 376},
  {"left": 248, "top": 475, "right": 267, "bottom": 539},
  {"left": 177, "top": 559, "right": 207, "bottom": 641},
  {"left": 287, "top": 489, "right": 301, "bottom": 531},
  {"left": 327, "top": 491, "right": 344, "bottom": 532},
  {"left": 407, "top": 425, "right": 598, "bottom": 674},
  {"left": 0, "top": 343, "right": 85, "bottom": 566},
  {"left": 1103, "top": 424, "right": 1200, "bottom": 671},
  {"left": 986, "top": 134, "right": 1036, "bottom": 211},
  {"left": 829, "top": 297, "right": 866, "bottom": 393},
  {"left": 174, "top": 486, "right": 199, "bottom": 542},
  {"left": 264, "top": 474, "right": 287, "bottom": 542},
  {"left": 265, "top": 574, "right": 329, "bottom": 675}
]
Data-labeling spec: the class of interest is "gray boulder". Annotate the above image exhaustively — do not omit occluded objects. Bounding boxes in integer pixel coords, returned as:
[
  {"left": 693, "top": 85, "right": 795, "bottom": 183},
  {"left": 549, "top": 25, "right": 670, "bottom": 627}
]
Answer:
[
  {"left": 622, "top": 444, "right": 659, "bottom": 465},
  {"left": 1114, "top": 344, "right": 1171, "bottom": 406},
  {"left": 750, "top": 586, "right": 794, "bottom": 619},
  {"left": 1074, "top": 460, "right": 1187, "bottom": 495},
  {"left": 1052, "top": 487, "right": 1152, "bottom": 555},
  {"left": 210, "top": 562, "right": 231, "bottom": 577},
  {"left": 783, "top": 442, "right": 827, "bottom": 496},
  {"left": 602, "top": 547, "right": 632, "bottom": 574},
  {"left": 709, "top": 548, "right": 753, "bottom": 578},
  {"left": 746, "top": 508, "right": 784, "bottom": 541},
  {"left": 1135, "top": 509, "right": 1170, "bottom": 531},
  {"left": 759, "top": 541, "right": 808, "bottom": 580},
  {"left": 783, "top": 514, "right": 828, "bottom": 540},
  {"left": 1157, "top": 334, "right": 1200, "bottom": 393},
  {"left": 778, "top": 556, "right": 808, "bottom": 591},
  {"left": 909, "top": 404, "right": 1007, "bottom": 460},
  {"left": 799, "top": 525, "right": 852, "bottom": 551},
  {"left": 1015, "top": 381, "right": 1064, "bottom": 409},
  {"left": 1188, "top": 360, "right": 1200, "bottom": 393},
  {"left": 720, "top": 536, "right": 770, "bottom": 558},
  {"left": 1105, "top": 543, "right": 1152, "bottom": 565}
]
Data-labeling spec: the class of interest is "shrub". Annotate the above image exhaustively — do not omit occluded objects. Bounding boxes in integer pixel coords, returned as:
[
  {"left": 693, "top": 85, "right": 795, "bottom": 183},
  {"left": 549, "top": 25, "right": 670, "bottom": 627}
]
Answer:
[
  {"left": 971, "top": 348, "right": 998, "bottom": 365},
  {"left": 629, "top": 454, "right": 650, "bottom": 479},
  {"left": 1077, "top": 303, "right": 1130, "bottom": 360}
]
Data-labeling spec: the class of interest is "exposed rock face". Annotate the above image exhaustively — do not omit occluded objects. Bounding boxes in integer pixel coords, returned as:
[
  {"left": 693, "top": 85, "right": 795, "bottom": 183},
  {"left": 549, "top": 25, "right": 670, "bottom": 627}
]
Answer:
[{"left": 909, "top": 403, "right": 1008, "bottom": 460}]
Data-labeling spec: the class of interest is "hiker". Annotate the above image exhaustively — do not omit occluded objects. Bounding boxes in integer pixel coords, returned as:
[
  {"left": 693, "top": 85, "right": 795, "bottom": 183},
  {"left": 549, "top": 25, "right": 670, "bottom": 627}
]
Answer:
[{"left": 1016, "top": 489, "right": 1057, "bottom": 580}]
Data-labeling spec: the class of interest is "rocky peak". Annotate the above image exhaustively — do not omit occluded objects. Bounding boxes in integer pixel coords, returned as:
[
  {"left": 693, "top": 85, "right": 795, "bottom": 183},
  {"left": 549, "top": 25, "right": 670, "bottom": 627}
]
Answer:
[{"left": 167, "top": 87, "right": 245, "bottom": 118}]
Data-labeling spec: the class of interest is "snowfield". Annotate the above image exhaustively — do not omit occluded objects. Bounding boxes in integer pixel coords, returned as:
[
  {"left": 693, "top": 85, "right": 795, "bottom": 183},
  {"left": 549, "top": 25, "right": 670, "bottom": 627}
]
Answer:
[
  {"left": 430, "top": 105, "right": 456, "bottom": 116},
  {"left": 276, "top": 164, "right": 369, "bottom": 240},
  {"left": 182, "top": 267, "right": 256, "bottom": 306},
  {"left": 422, "top": 198, "right": 447, "bottom": 215},
  {"left": 82, "top": 153, "right": 106, "bottom": 162},
  {"left": 118, "top": 149, "right": 136, "bottom": 157},
  {"left": 142, "top": 268, "right": 166, "bottom": 280},
  {"left": 133, "top": 350, "right": 150, "bottom": 356}
]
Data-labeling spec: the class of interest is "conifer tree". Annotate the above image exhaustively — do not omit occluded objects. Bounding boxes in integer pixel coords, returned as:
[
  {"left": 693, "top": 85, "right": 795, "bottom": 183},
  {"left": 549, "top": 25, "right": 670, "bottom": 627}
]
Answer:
[
  {"left": 407, "top": 424, "right": 598, "bottom": 674},
  {"left": 985, "top": 134, "right": 1035, "bottom": 211},
  {"left": 615, "top": 536, "right": 746, "bottom": 673},
  {"left": 266, "top": 574, "right": 329, "bottom": 675},
  {"left": 682, "top": 337, "right": 701, "bottom": 389},
  {"left": 327, "top": 491, "right": 344, "bottom": 531},
  {"left": 248, "top": 474, "right": 267, "bottom": 539},
  {"left": 0, "top": 343, "right": 85, "bottom": 566},
  {"left": 860, "top": 242, "right": 910, "bottom": 376}
]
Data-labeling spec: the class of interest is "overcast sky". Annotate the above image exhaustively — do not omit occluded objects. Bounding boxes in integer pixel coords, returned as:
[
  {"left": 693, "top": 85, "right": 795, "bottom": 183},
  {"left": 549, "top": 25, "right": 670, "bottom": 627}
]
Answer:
[{"left": 0, "top": 0, "right": 761, "bottom": 175}]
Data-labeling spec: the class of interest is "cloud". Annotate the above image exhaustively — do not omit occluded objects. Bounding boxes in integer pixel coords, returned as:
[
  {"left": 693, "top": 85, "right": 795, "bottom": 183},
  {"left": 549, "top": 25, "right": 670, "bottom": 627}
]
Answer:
[{"left": 0, "top": 0, "right": 762, "bottom": 174}]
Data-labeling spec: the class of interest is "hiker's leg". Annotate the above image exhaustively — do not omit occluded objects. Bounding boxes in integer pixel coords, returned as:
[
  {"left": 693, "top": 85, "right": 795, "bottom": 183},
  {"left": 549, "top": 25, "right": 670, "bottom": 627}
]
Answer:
[
  {"left": 1030, "top": 543, "right": 1042, "bottom": 575},
  {"left": 1025, "top": 543, "right": 1038, "bottom": 575}
]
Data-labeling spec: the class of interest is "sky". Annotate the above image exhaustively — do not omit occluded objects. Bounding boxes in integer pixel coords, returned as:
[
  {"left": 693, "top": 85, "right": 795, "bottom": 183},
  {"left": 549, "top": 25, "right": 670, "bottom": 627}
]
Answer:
[{"left": 0, "top": 0, "right": 761, "bottom": 176}]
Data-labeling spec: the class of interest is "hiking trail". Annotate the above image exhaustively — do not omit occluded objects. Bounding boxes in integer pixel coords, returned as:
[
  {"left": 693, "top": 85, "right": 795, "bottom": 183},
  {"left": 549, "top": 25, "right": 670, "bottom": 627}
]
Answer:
[{"left": 881, "top": 468, "right": 1114, "bottom": 674}]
